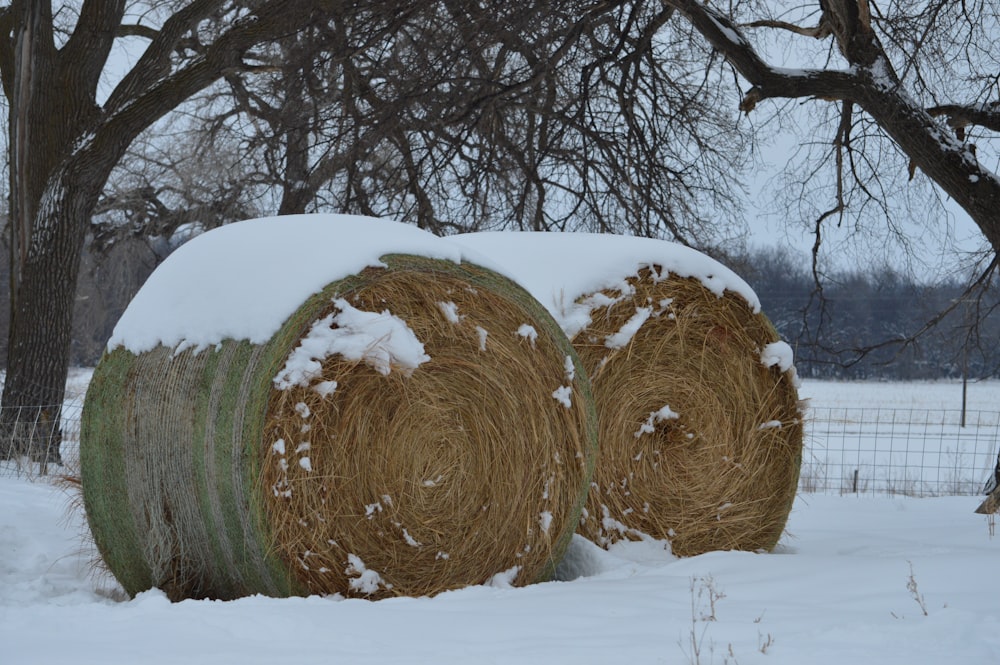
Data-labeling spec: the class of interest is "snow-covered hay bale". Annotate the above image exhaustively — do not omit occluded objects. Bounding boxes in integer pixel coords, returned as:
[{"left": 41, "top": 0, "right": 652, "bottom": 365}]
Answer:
[
  {"left": 455, "top": 232, "right": 803, "bottom": 557},
  {"left": 80, "top": 215, "right": 596, "bottom": 600}
]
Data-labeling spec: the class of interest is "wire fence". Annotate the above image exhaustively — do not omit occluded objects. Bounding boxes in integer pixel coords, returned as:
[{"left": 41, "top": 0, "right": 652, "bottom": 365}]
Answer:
[
  {"left": 0, "top": 399, "right": 85, "bottom": 476},
  {"left": 5, "top": 399, "right": 1000, "bottom": 499},
  {"left": 802, "top": 407, "right": 1000, "bottom": 497}
]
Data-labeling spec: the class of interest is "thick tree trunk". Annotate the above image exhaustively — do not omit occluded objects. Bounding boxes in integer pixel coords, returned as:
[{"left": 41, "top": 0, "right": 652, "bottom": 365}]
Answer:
[
  {"left": 2, "top": 6, "right": 70, "bottom": 465},
  {"left": 1, "top": 173, "right": 94, "bottom": 466},
  {"left": 275, "top": 34, "right": 317, "bottom": 217},
  {"left": 0, "top": 257, "right": 78, "bottom": 465},
  {"left": 0, "top": 2, "right": 105, "bottom": 466},
  {"left": 277, "top": 119, "right": 313, "bottom": 216}
]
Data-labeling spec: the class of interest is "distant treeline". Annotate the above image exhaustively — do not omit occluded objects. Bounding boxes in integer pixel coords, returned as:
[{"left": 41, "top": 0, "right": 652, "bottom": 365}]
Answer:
[
  {"left": 724, "top": 247, "right": 1000, "bottom": 381},
  {"left": 0, "top": 236, "right": 994, "bottom": 381}
]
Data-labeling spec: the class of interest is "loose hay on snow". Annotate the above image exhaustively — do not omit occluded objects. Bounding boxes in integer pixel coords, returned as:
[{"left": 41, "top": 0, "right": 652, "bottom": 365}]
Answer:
[
  {"left": 80, "top": 254, "right": 597, "bottom": 600},
  {"left": 573, "top": 268, "right": 803, "bottom": 556}
]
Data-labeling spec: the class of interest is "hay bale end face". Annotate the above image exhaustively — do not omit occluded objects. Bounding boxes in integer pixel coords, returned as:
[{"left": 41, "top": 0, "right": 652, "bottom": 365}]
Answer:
[
  {"left": 571, "top": 269, "right": 802, "bottom": 556},
  {"left": 80, "top": 216, "right": 597, "bottom": 600},
  {"left": 455, "top": 232, "right": 803, "bottom": 557}
]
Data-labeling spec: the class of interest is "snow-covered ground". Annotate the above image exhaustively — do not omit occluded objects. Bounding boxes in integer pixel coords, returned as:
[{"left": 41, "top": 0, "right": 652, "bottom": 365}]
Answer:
[
  {"left": 4, "top": 220, "right": 999, "bottom": 663},
  {"left": 4, "top": 378, "right": 1000, "bottom": 664}
]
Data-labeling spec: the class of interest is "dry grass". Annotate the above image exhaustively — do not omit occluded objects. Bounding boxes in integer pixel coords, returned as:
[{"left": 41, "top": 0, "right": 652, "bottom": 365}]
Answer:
[
  {"left": 260, "top": 262, "right": 595, "bottom": 598},
  {"left": 573, "top": 269, "right": 803, "bottom": 556}
]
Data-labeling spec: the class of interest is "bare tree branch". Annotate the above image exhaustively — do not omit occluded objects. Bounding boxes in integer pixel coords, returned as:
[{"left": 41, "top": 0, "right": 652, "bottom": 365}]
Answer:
[
  {"left": 116, "top": 23, "right": 163, "bottom": 41},
  {"left": 927, "top": 103, "right": 1000, "bottom": 138},
  {"left": 103, "top": 0, "right": 225, "bottom": 117},
  {"left": 171, "top": 2, "right": 747, "bottom": 241},
  {"left": 742, "top": 18, "right": 829, "bottom": 39},
  {"left": 663, "top": 0, "right": 1000, "bottom": 257}
]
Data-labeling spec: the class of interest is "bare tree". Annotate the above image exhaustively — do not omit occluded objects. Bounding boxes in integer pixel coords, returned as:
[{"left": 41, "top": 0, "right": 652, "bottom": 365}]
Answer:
[
  {"left": 179, "top": 2, "right": 752, "bottom": 240},
  {"left": 0, "top": 1, "right": 384, "bottom": 464},
  {"left": 93, "top": 122, "right": 262, "bottom": 254}
]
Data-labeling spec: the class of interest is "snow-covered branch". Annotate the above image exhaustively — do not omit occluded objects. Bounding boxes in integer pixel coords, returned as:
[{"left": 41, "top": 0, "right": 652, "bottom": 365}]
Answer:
[
  {"left": 927, "top": 103, "right": 1000, "bottom": 139},
  {"left": 663, "top": 0, "right": 859, "bottom": 112}
]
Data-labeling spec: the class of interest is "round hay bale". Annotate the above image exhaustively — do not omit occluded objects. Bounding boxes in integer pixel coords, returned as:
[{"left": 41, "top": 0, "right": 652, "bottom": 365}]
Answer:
[
  {"left": 80, "top": 215, "right": 597, "bottom": 600},
  {"left": 454, "top": 232, "right": 803, "bottom": 557}
]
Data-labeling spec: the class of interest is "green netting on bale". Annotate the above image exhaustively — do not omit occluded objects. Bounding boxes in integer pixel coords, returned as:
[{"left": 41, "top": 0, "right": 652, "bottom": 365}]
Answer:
[{"left": 80, "top": 255, "right": 597, "bottom": 600}]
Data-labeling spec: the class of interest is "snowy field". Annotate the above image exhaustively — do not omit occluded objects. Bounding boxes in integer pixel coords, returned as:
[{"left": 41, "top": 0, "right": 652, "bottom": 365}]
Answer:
[
  {"left": 3, "top": 377, "right": 1000, "bottom": 664},
  {"left": 800, "top": 378, "right": 1000, "bottom": 413},
  {"left": 800, "top": 379, "right": 1000, "bottom": 497}
]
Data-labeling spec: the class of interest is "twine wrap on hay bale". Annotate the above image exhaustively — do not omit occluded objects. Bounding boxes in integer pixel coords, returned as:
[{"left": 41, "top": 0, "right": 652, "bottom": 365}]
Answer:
[
  {"left": 455, "top": 232, "right": 803, "bottom": 557},
  {"left": 80, "top": 216, "right": 597, "bottom": 600}
]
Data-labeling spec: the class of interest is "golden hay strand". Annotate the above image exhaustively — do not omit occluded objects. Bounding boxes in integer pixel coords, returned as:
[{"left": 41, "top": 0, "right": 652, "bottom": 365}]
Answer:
[
  {"left": 260, "top": 262, "right": 595, "bottom": 598},
  {"left": 574, "top": 268, "right": 803, "bottom": 557}
]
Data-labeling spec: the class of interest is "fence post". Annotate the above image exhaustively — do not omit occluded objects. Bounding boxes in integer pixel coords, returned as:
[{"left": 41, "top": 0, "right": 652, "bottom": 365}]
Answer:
[
  {"left": 961, "top": 298, "right": 970, "bottom": 428},
  {"left": 962, "top": 368, "right": 968, "bottom": 428}
]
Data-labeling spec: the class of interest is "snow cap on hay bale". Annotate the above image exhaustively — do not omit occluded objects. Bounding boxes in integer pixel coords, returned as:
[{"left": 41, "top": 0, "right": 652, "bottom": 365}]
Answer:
[
  {"left": 80, "top": 215, "right": 597, "bottom": 600},
  {"left": 454, "top": 232, "right": 803, "bottom": 557}
]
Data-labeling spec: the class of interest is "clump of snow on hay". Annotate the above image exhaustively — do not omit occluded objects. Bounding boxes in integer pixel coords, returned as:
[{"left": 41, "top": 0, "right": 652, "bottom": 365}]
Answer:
[
  {"left": 80, "top": 215, "right": 597, "bottom": 600},
  {"left": 455, "top": 232, "right": 803, "bottom": 557}
]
